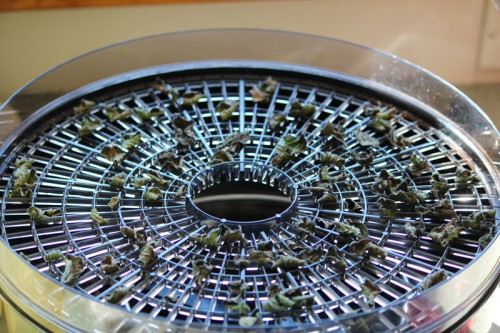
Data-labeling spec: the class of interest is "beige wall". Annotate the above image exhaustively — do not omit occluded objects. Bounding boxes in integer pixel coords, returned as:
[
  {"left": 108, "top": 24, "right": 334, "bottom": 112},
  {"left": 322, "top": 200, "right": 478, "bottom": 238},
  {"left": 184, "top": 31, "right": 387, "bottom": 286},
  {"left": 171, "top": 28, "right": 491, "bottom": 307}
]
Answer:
[{"left": 1, "top": 0, "right": 500, "bottom": 102}]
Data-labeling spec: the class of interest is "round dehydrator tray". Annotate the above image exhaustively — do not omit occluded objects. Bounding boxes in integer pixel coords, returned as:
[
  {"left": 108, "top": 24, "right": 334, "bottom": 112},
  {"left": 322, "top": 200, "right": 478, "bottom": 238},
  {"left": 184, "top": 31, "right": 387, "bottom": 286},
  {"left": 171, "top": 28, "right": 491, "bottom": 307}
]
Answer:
[{"left": 0, "top": 30, "right": 498, "bottom": 333}]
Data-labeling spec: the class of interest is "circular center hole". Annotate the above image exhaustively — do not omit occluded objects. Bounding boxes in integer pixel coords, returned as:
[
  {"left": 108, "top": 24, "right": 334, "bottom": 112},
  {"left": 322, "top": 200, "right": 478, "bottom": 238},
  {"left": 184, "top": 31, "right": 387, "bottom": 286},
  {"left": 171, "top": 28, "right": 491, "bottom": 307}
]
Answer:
[
  {"left": 186, "top": 162, "right": 298, "bottom": 230},
  {"left": 193, "top": 181, "right": 292, "bottom": 221}
]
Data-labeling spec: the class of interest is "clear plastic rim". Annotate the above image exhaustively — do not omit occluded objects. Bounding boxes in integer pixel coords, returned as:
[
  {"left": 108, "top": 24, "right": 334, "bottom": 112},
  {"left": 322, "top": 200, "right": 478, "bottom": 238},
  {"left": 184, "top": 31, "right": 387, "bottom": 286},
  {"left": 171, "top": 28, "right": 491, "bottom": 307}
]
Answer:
[{"left": 0, "top": 29, "right": 498, "bottom": 333}]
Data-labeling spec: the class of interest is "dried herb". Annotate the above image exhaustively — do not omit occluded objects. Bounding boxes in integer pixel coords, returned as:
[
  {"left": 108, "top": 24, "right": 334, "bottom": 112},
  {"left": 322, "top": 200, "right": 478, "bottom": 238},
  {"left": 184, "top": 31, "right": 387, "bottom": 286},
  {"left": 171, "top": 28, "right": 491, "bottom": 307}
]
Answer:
[
  {"left": 429, "top": 218, "right": 463, "bottom": 247},
  {"left": 78, "top": 118, "right": 101, "bottom": 137},
  {"left": 297, "top": 247, "right": 323, "bottom": 263},
  {"left": 103, "top": 105, "right": 133, "bottom": 122},
  {"left": 351, "top": 150, "right": 375, "bottom": 166},
  {"left": 368, "top": 106, "right": 396, "bottom": 120},
  {"left": 105, "top": 286, "right": 130, "bottom": 304},
  {"left": 190, "top": 228, "right": 220, "bottom": 248},
  {"left": 316, "top": 218, "right": 335, "bottom": 229},
  {"left": 146, "top": 171, "right": 170, "bottom": 186},
  {"left": 120, "top": 225, "right": 135, "bottom": 238},
  {"left": 174, "top": 130, "right": 196, "bottom": 149},
  {"left": 332, "top": 221, "right": 364, "bottom": 239},
  {"left": 460, "top": 210, "right": 496, "bottom": 230},
  {"left": 14, "top": 168, "right": 38, "bottom": 188},
  {"left": 44, "top": 249, "right": 63, "bottom": 261},
  {"left": 181, "top": 91, "right": 204, "bottom": 107},
  {"left": 280, "top": 134, "right": 307, "bottom": 154},
  {"left": 479, "top": 233, "right": 494, "bottom": 249},
  {"left": 267, "top": 285, "right": 282, "bottom": 297},
  {"left": 262, "top": 288, "right": 313, "bottom": 312},
  {"left": 134, "top": 107, "right": 164, "bottom": 120},
  {"left": 90, "top": 209, "right": 109, "bottom": 225},
  {"left": 217, "top": 100, "right": 238, "bottom": 121},
  {"left": 174, "top": 184, "right": 187, "bottom": 200},
  {"left": 350, "top": 220, "right": 369, "bottom": 239},
  {"left": 13, "top": 161, "right": 38, "bottom": 187},
  {"left": 228, "top": 279, "right": 249, "bottom": 297},
  {"left": 171, "top": 115, "right": 194, "bottom": 131},
  {"left": 326, "top": 247, "right": 348, "bottom": 275},
  {"left": 272, "top": 255, "right": 306, "bottom": 271},
  {"left": 388, "top": 180, "right": 427, "bottom": 205},
  {"left": 74, "top": 99, "right": 96, "bottom": 115},
  {"left": 405, "top": 218, "right": 426, "bottom": 239},
  {"left": 223, "top": 297, "right": 251, "bottom": 313},
  {"left": 345, "top": 199, "right": 363, "bottom": 213},
  {"left": 257, "top": 240, "right": 273, "bottom": 251},
  {"left": 421, "top": 270, "right": 448, "bottom": 290},
  {"left": 326, "top": 246, "right": 346, "bottom": 260},
  {"left": 250, "top": 76, "right": 277, "bottom": 103},
  {"left": 209, "top": 147, "right": 234, "bottom": 165},
  {"left": 317, "top": 191, "right": 337, "bottom": 204},
  {"left": 289, "top": 99, "right": 316, "bottom": 118},
  {"left": 133, "top": 175, "right": 150, "bottom": 188},
  {"left": 61, "top": 254, "right": 85, "bottom": 284},
  {"left": 152, "top": 78, "right": 179, "bottom": 100},
  {"left": 408, "top": 154, "right": 430, "bottom": 177},
  {"left": 355, "top": 129, "right": 379, "bottom": 148},
  {"left": 101, "top": 145, "right": 125, "bottom": 163},
  {"left": 120, "top": 226, "right": 147, "bottom": 244},
  {"left": 309, "top": 181, "right": 332, "bottom": 195},
  {"left": 285, "top": 240, "right": 308, "bottom": 253},
  {"left": 361, "top": 279, "right": 380, "bottom": 305},
  {"left": 332, "top": 170, "right": 350, "bottom": 183},
  {"left": 271, "top": 134, "right": 307, "bottom": 166},
  {"left": 27, "top": 206, "right": 61, "bottom": 221},
  {"left": 366, "top": 105, "right": 396, "bottom": 130},
  {"left": 234, "top": 256, "right": 251, "bottom": 269},
  {"left": 221, "top": 225, "right": 247, "bottom": 245},
  {"left": 137, "top": 241, "right": 156, "bottom": 267},
  {"left": 144, "top": 186, "right": 162, "bottom": 201},
  {"left": 269, "top": 112, "right": 287, "bottom": 130},
  {"left": 216, "top": 132, "right": 250, "bottom": 153},
  {"left": 407, "top": 186, "right": 427, "bottom": 203},
  {"left": 318, "top": 166, "right": 330, "bottom": 182},
  {"left": 377, "top": 197, "right": 397, "bottom": 219},
  {"left": 387, "top": 128, "right": 411, "bottom": 149},
  {"left": 121, "top": 132, "right": 142, "bottom": 150},
  {"left": 371, "top": 169, "right": 401, "bottom": 195},
  {"left": 163, "top": 295, "right": 179, "bottom": 303},
  {"left": 136, "top": 230, "right": 148, "bottom": 244},
  {"left": 157, "top": 150, "right": 183, "bottom": 173},
  {"left": 319, "top": 152, "right": 345, "bottom": 167},
  {"left": 192, "top": 259, "right": 213, "bottom": 285},
  {"left": 455, "top": 166, "right": 479, "bottom": 184},
  {"left": 321, "top": 121, "right": 345, "bottom": 140},
  {"left": 109, "top": 172, "right": 127, "bottom": 187},
  {"left": 101, "top": 254, "right": 120, "bottom": 274},
  {"left": 416, "top": 198, "right": 457, "bottom": 218},
  {"left": 370, "top": 117, "right": 393, "bottom": 133},
  {"left": 349, "top": 239, "right": 387, "bottom": 258},
  {"left": 430, "top": 173, "right": 450, "bottom": 199},
  {"left": 14, "top": 158, "right": 33, "bottom": 177},
  {"left": 171, "top": 115, "right": 196, "bottom": 148},
  {"left": 262, "top": 292, "right": 296, "bottom": 312},
  {"left": 8, "top": 187, "right": 32, "bottom": 200},
  {"left": 294, "top": 216, "right": 316, "bottom": 234},
  {"left": 248, "top": 249, "right": 274, "bottom": 265},
  {"left": 107, "top": 196, "right": 119, "bottom": 210}
]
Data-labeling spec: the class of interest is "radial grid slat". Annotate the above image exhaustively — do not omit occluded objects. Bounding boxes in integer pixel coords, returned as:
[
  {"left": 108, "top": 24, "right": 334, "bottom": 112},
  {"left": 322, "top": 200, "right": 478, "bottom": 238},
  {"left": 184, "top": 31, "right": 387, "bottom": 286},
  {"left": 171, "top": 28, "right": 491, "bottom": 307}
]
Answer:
[{"left": 0, "top": 68, "right": 498, "bottom": 332}]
